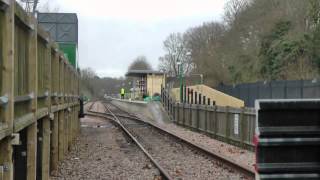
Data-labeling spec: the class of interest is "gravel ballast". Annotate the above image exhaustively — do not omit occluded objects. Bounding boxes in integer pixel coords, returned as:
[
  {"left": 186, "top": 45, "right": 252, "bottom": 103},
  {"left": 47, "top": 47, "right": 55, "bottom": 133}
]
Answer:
[
  {"left": 105, "top": 103, "right": 252, "bottom": 180},
  {"left": 110, "top": 101, "right": 255, "bottom": 170},
  {"left": 124, "top": 117, "right": 251, "bottom": 179},
  {"left": 157, "top": 123, "right": 255, "bottom": 169},
  {"left": 51, "top": 111, "right": 160, "bottom": 179}
]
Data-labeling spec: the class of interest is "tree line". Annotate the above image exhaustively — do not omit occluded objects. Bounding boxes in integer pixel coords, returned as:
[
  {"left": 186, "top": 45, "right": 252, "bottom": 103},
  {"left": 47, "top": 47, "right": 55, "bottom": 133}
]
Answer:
[
  {"left": 81, "top": 0, "right": 320, "bottom": 98},
  {"left": 80, "top": 56, "right": 152, "bottom": 99},
  {"left": 158, "top": 0, "right": 320, "bottom": 86}
]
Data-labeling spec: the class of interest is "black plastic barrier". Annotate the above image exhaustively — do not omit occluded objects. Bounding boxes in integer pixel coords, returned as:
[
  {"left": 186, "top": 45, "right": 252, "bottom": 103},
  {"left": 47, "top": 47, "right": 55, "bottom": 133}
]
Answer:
[{"left": 255, "top": 99, "right": 320, "bottom": 180}]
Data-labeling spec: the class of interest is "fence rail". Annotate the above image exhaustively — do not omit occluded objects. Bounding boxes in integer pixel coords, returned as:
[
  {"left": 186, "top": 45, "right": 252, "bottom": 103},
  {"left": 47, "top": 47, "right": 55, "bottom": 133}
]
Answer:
[
  {"left": 161, "top": 87, "right": 256, "bottom": 150},
  {"left": 0, "top": 1, "right": 80, "bottom": 180}
]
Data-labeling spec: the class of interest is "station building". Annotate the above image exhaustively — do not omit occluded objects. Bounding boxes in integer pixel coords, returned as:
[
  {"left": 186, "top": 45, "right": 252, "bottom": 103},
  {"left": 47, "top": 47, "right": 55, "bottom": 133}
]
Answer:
[{"left": 126, "top": 70, "right": 166, "bottom": 99}]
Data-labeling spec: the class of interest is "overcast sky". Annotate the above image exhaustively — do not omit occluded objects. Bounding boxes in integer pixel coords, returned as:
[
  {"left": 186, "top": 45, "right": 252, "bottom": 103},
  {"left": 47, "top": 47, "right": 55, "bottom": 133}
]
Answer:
[{"left": 39, "top": 0, "right": 227, "bottom": 78}]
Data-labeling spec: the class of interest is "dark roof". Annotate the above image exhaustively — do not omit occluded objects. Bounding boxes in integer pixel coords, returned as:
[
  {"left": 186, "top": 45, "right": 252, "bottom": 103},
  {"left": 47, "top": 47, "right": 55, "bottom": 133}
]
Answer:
[{"left": 126, "top": 70, "right": 165, "bottom": 77}]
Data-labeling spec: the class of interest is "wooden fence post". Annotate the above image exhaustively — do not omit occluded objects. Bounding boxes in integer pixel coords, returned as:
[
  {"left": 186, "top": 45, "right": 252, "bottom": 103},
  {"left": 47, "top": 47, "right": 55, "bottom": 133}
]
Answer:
[
  {"left": 213, "top": 106, "right": 218, "bottom": 138},
  {"left": 225, "top": 106, "right": 230, "bottom": 143},
  {"left": 39, "top": 29, "right": 52, "bottom": 180},
  {"left": 64, "top": 109, "right": 68, "bottom": 154},
  {"left": 27, "top": 15, "right": 38, "bottom": 180},
  {"left": 182, "top": 102, "right": 185, "bottom": 126},
  {"left": 58, "top": 110, "right": 64, "bottom": 161},
  {"left": 58, "top": 55, "right": 65, "bottom": 161},
  {"left": 189, "top": 103, "right": 192, "bottom": 127},
  {"left": 203, "top": 96, "right": 206, "bottom": 105},
  {"left": 168, "top": 98, "right": 171, "bottom": 117},
  {"left": 177, "top": 103, "right": 180, "bottom": 124},
  {"left": 0, "top": 137, "right": 13, "bottom": 180},
  {"left": 190, "top": 89, "right": 193, "bottom": 104},
  {"left": 162, "top": 90, "right": 165, "bottom": 107},
  {"left": 51, "top": 112, "right": 59, "bottom": 171},
  {"left": 0, "top": 1, "right": 14, "bottom": 179},
  {"left": 50, "top": 46, "right": 59, "bottom": 172},
  {"left": 187, "top": 88, "right": 190, "bottom": 104},
  {"left": 160, "top": 85, "right": 163, "bottom": 103},
  {"left": 27, "top": 122, "right": 37, "bottom": 180},
  {"left": 196, "top": 104, "right": 200, "bottom": 130},
  {"left": 28, "top": 15, "right": 38, "bottom": 118},
  {"left": 42, "top": 118, "right": 50, "bottom": 180},
  {"left": 205, "top": 101, "right": 208, "bottom": 132},
  {"left": 167, "top": 91, "right": 170, "bottom": 112},
  {"left": 172, "top": 101, "right": 175, "bottom": 122},
  {"left": 240, "top": 107, "right": 246, "bottom": 148},
  {"left": 183, "top": 85, "right": 186, "bottom": 103}
]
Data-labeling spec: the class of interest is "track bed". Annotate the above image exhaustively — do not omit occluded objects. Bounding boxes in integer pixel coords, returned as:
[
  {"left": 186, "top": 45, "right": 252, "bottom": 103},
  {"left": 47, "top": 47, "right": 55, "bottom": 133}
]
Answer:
[
  {"left": 51, "top": 107, "right": 161, "bottom": 179},
  {"left": 103, "top": 101, "right": 253, "bottom": 180}
]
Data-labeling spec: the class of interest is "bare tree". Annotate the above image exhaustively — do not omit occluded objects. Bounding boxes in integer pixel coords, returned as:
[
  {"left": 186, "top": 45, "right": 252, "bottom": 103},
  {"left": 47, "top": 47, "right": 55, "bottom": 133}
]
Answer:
[
  {"left": 79, "top": 67, "right": 128, "bottom": 98},
  {"left": 128, "top": 56, "right": 152, "bottom": 71},
  {"left": 224, "top": 0, "right": 251, "bottom": 26},
  {"left": 81, "top": 68, "right": 97, "bottom": 80},
  {"left": 17, "top": 0, "right": 59, "bottom": 13},
  {"left": 37, "top": 0, "right": 60, "bottom": 12},
  {"left": 80, "top": 68, "right": 97, "bottom": 95},
  {"left": 183, "top": 22, "right": 230, "bottom": 85},
  {"left": 158, "top": 33, "right": 194, "bottom": 77},
  {"left": 17, "top": 0, "right": 39, "bottom": 14}
]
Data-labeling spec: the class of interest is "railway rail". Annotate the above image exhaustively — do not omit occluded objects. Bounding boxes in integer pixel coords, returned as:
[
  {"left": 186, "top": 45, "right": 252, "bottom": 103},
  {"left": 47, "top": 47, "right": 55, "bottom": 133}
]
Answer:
[{"left": 86, "top": 101, "right": 255, "bottom": 180}]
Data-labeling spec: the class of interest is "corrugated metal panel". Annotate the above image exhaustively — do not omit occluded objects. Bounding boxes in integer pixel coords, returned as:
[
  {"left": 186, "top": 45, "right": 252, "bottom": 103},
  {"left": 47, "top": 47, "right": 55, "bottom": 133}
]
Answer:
[
  {"left": 37, "top": 13, "right": 56, "bottom": 23},
  {"left": 57, "top": 13, "right": 77, "bottom": 23},
  {"left": 39, "top": 23, "right": 56, "bottom": 40},
  {"left": 57, "top": 23, "right": 77, "bottom": 42},
  {"left": 37, "top": 13, "right": 78, "bottom": 43}
]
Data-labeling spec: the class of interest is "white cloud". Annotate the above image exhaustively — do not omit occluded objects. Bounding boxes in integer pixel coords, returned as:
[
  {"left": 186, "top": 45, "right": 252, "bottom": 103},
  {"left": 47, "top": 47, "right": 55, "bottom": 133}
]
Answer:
[
  {"left": 43, "top": 0, "right": 227, "bottom": 77},
  {"left": 95, "top": 68, "right": 124, "bottom": 78},
  {"left": 55, "top": 0, "right": 225, "bottom": 21}
]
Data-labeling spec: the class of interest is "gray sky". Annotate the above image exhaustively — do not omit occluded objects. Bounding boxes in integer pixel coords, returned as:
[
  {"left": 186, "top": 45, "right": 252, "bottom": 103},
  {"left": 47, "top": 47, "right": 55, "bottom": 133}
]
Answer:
[{"left": 40, "top": 0, "right": 227, "bottom": 77}]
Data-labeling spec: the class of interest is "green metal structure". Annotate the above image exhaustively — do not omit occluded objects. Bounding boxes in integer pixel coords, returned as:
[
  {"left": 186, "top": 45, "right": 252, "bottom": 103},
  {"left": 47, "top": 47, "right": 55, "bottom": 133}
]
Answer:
[{"left": 59, "top": 43, "right": 77, "bottom": 68}]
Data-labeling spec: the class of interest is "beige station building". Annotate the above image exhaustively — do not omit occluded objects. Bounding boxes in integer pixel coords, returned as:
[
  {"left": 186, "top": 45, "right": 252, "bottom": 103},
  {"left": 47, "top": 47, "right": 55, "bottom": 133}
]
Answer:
[
  {"left": 126, "top": 70, "right": 166, "bottom": 99},
  {"left": 125, "top": 70, "right": 244, "bottom": 108}
]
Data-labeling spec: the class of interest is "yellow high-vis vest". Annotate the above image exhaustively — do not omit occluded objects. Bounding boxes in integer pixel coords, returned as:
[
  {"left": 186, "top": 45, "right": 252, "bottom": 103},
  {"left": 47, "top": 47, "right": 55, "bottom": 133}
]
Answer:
[{"left": 121, "top": 88, "right": 125, "bottom": 95}]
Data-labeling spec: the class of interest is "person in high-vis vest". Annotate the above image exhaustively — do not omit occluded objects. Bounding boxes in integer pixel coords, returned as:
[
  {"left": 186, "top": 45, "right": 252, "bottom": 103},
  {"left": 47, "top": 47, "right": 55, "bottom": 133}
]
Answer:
[{"left": 120, "top": 88, "right": 125, "bottom": 99}]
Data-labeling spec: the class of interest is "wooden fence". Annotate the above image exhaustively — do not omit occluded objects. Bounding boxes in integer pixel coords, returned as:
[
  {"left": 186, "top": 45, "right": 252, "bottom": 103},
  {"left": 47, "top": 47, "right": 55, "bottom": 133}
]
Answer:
[
  {"left": 0, "top": 1, "right": 80, "bottom": 180},
  {"left": 161, "top": 87, "right": 256, "bottom": 151}
]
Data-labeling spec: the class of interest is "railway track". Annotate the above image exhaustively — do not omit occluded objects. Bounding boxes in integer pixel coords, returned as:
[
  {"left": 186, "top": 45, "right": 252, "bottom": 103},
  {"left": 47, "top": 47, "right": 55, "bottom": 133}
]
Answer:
[
  {"left": 55, "top": 109, "right": 162, "bottom": 179},
  {"left": 86, "top": 101, "right": 255, "bottom": 180}
]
